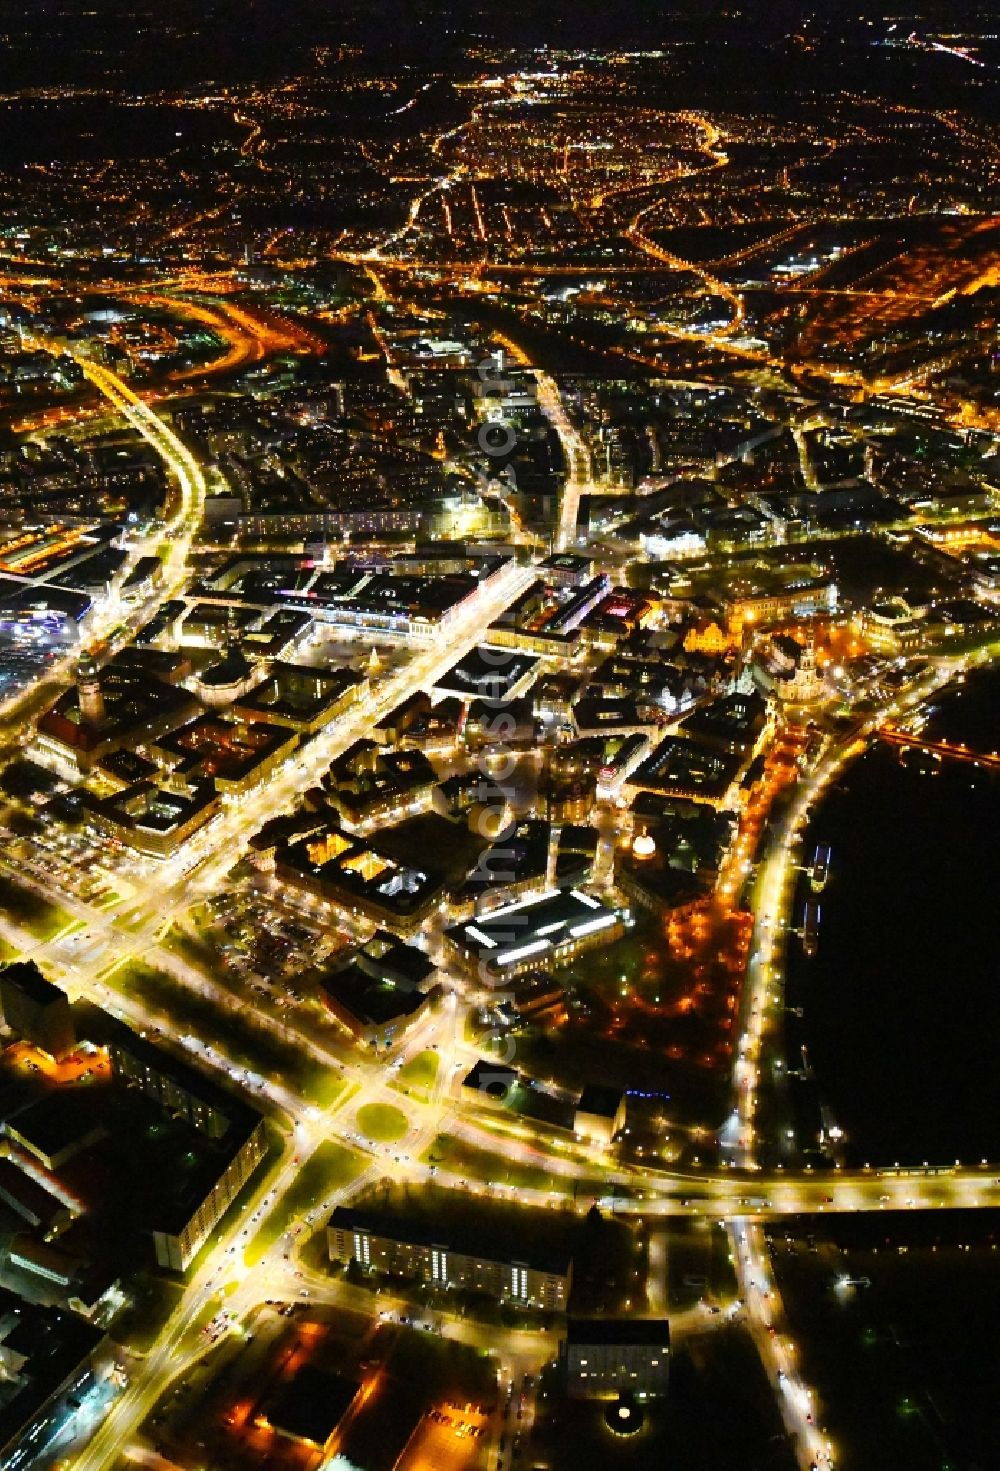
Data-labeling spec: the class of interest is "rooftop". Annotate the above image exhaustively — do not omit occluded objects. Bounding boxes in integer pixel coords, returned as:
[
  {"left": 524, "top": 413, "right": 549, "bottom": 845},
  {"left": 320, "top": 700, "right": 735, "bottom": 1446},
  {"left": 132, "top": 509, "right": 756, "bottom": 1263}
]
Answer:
[
  {"left": 267, "top": 1365, "right": 358, "bottom": 1447},
  {"left": 447, "top": 887, "right": 622, "bottom": 972},
  {"left": 576, "top": 1085, "right": 625, "bottom": 1120},
  {"left": 0, "top": 962, "right": 66, "bottom": 1010},
  {"left": 566, "top": 1317, "right": 670, "bottom": 1348},
  {"left": 320, "top": 962, "right": 432, "bottom": 1029},
  {"left": 329, "top": 1204, "right": 573, "bottom": 1278},
  {"left": 0, "top": 1287, "right": 106, "bottom": 1459}
]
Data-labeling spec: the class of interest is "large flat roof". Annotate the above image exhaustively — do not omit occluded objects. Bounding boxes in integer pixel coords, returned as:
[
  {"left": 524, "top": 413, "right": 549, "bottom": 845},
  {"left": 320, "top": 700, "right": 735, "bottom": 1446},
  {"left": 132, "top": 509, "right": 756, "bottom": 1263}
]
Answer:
[
  {"left": 268, "top": 1366, "right": 357, "bottom": 1446},
  {"left": 320, "top": 962, "right": 429, "bottom": 1028},
  {"left": 0, "top": 1288, "right": 106, "bottom": 1459},
  {"left": 329, "top": 1204, "right": 572, "bottom": 1278},
  {"left": 566, "top": 1317, "right": 670, "bottom": 1347},
  {"left": 95, "top": 1010, "right": 261, "bottom": 1139},
  {"left": 447, "top": 887, "right": 621, "bottom": 970},
  {"left": 0, "top": 961, "right": 66, "bottom": 1009}
]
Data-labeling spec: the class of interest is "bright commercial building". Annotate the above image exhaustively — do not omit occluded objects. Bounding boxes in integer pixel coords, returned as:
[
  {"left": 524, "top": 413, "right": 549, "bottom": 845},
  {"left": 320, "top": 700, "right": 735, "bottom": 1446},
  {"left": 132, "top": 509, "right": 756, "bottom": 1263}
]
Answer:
[{"left": 445, "top": 888, "right": 627, "bottom": 980}]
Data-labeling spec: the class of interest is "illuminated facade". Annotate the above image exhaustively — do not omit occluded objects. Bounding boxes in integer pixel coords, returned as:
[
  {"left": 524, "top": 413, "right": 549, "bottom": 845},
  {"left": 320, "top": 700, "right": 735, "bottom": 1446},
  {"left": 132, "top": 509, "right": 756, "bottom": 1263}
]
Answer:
[
  {"left": 563, "top": 1318, "right": 670, "bottom": 1399},
  {"left": 328, "top": 1208, "right": 572, "bottom": 1310}
]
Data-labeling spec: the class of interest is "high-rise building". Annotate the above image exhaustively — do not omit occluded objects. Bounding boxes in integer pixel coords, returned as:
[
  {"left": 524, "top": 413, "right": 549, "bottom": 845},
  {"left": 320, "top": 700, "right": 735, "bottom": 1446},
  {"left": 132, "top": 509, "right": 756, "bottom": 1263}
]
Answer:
[{"left": 0, "top": 963, "right": 76, "bottom": 1061}]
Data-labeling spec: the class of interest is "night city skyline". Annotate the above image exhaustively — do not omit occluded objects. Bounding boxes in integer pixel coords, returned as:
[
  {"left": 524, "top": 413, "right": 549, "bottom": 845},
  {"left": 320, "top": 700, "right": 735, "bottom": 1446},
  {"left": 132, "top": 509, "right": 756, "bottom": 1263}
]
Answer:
[{"left": 0, "top": 5, "right": 997, "bottom": 1470}]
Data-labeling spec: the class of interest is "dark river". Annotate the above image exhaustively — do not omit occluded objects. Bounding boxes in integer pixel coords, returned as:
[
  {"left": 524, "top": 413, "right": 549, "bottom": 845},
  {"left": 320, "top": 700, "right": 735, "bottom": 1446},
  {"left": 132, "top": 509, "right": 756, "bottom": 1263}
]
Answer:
[{"left": 786, "top": 671, "right": 1000, "bottom": 1165}]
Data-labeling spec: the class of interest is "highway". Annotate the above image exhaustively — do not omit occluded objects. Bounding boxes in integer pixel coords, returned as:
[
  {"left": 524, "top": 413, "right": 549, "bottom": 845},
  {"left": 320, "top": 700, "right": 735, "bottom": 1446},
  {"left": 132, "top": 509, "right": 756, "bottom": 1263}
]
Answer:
[
  {"left": 5, "top": 346, "right": 996, "bottom": 1471},
  {"left": 0, "top": 351, "right": 207, "bottom": 729},
  {"left": 724, "top": 726, "right": 856, "bottom": 1470},
  {"left": 2, "top": 557, "right": 533, "bottom": 1471},
  {"left": 71, "top": 355, "right": 206, "bottom": 588},
  {"left": 718, "top": 655, "right": 971, "bottom": 1470}
]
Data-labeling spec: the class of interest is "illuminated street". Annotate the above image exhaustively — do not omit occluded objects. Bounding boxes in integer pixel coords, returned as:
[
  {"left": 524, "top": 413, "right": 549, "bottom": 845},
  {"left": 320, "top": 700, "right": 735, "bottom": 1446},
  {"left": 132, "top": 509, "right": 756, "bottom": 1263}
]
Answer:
[{"left": 1, "top": 11, "right": 999, "bottom": 1471}]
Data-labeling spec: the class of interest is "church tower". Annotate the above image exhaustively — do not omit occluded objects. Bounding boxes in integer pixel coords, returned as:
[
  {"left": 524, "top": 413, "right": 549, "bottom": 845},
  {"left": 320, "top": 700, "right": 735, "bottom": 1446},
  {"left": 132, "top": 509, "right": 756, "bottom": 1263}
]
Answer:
[
  {"left": 783, "top": 634, "right": 824, "bottom": 706},
  {"left": 77, "top": 653, "right": 106, "bottom": 729}
]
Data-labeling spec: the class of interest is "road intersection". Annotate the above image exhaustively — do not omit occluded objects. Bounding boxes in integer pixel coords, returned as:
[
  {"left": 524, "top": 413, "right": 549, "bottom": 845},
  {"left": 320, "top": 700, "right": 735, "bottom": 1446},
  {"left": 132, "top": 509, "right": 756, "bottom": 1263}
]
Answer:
[{"left": 1, "top": 363, "right": 994, "bottom": 1471}]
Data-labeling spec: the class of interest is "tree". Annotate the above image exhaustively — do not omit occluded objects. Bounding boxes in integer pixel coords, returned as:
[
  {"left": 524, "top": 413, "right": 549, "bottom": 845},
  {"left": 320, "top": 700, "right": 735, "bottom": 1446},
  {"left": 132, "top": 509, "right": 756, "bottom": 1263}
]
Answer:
[{"left": 0, "top": 759, "right": 56, "bottom": 801}]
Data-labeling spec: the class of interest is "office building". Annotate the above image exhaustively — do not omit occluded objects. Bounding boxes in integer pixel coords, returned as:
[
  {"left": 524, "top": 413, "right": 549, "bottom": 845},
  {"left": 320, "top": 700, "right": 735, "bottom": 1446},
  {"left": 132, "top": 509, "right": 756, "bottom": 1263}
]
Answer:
[
  {"left": 319, "top": 931, "right": 442, "bottom": 1049},
  {"left": 562, "top": 1318, "right": 670, "bottom": 1399}
]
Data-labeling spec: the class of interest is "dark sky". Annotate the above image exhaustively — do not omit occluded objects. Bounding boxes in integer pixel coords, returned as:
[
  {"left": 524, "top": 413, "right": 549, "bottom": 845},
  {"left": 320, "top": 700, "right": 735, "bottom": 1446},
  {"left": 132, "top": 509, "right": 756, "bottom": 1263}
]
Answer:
[{"left": 0, "top": 1, "right": 991, "bottom": 90}]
